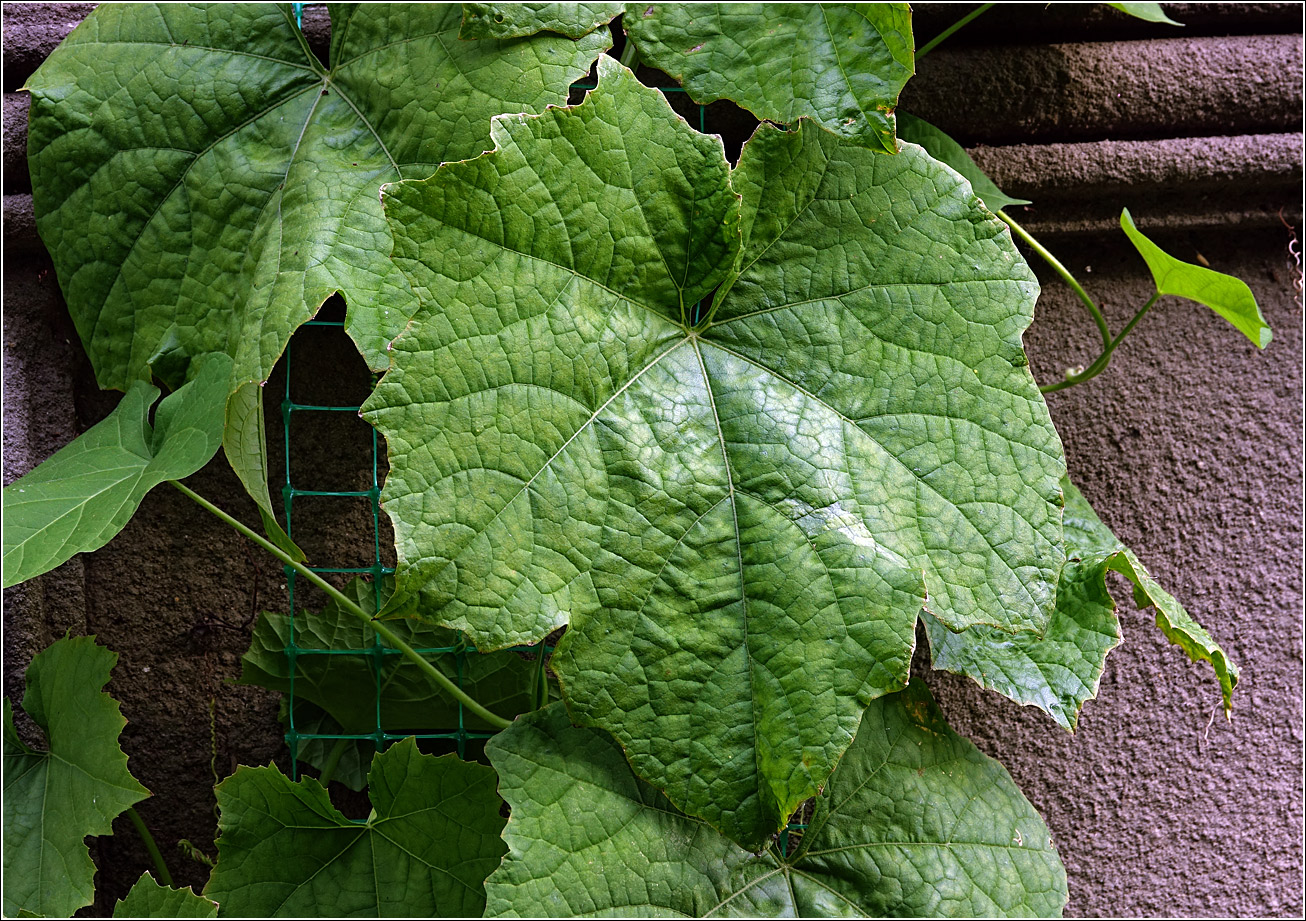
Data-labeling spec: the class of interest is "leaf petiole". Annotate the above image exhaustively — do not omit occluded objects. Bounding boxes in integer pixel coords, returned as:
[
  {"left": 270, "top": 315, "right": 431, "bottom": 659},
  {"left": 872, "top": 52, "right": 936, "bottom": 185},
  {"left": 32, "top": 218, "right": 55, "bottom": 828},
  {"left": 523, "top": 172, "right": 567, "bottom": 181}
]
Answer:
[
  {"left": 168, "top": 481, "right": 513, "bottom": 731},
  {"left": 317, "top": 737, "right": 352, "bottom": 788},
  {"left": 124, "top": 806, "right": 173, "bottom": 888},
  {"left": 1041, "top": 292, "right": 1160, "bottom": 393},
  {"left": 998, "top": 210, "right": 1112, "bottom": 353},
  {"left": 915, "top": 3, "right": 995, "bottom": 60}
]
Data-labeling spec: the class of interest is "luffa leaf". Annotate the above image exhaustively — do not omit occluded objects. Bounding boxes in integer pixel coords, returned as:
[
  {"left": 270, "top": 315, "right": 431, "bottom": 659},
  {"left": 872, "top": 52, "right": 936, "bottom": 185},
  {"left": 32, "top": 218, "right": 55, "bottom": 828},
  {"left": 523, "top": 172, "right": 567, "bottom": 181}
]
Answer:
[
  {"left": 1106, "top": 3, "right": 1183, "bottom": 25},
  {"left": 486, "top": 692, "right": 1068, "bottom": 918},
  {"left": 625, "top": 2, "right": 915, "bottom": 154},
  {"left": 460, "top": 2, "right": 625, "bottom": 39},
  {"left": 24, "top": 4, "right": 610, "bottom": 549},
  {"left": 896, "top": 112, "right": 1031, "bottom": 214},
  {"left": 113, "top": 873, "right": 217, "bottom": 918},
  {"left": 203, "top": 738, "right": 506, "bottom": 917},
  {"left": 928, "top": 477, "right": 1238, "bottom": 722},
  {"left": 3, "top": 353, "right": 230, "bottom": 588},
  {"left": 367, "top": 58, "right": 1064, "bottom": 848},
  {"left": 1121, "top": 209, "right": 1272, "bottom": 348},
  {"left": 3, "top": 636, "right": 150, "bottom": 918},
  {"left": 237, "top": 576, "right": 545, "bottom": 733}
]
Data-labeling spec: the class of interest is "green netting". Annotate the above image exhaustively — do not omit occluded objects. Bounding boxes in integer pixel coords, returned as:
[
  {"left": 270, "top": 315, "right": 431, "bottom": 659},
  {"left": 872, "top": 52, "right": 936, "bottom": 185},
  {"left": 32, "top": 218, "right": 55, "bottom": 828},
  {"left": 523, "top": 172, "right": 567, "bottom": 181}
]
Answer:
[{"left": 278, "top": 71, "right": 805, "bottom": 843}]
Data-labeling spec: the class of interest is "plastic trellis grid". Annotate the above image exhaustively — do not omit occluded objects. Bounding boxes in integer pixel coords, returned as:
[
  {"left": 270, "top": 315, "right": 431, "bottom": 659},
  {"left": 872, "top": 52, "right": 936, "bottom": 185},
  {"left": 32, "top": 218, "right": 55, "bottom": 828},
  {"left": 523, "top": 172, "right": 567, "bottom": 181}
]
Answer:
[{"left": 279, "top": 73, "right": 807, "bottom": 849}]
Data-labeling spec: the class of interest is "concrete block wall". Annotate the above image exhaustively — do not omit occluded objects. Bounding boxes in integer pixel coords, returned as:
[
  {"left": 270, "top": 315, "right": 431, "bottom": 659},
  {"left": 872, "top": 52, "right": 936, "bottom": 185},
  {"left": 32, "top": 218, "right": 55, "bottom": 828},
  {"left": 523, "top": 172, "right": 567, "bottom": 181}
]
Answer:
[{"left": 3, "top": 3, "right": 1301, "bottom": 916}]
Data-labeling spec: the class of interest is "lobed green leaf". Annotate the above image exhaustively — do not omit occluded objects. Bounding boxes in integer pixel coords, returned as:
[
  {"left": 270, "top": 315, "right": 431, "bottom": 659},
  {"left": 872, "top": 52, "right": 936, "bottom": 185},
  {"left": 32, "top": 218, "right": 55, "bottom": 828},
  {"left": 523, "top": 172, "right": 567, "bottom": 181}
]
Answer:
[
  {"left": 460, "top": 2, "right": 624, "bottom": 39},
  {"left": 113, "top": 873, "right": 217, "bottom": 918},
  {"left": 626, "top": 2, "right": 915, "bottom": 153},
  {"left": 24, "top": 3, "right": 610, "bottom": 546},
  {"left": 3, "top": 636, "right": 150, "bottom": 918},
  {"left": 1121, "top": 208, "right": 1271, "bottom": 348},
  {"left": 3, "top": 353, "right": 231, "bottom": 588},
  {"left": 367, "top": 57, "right": 1064, "bottom": 849},
  {"left": 929, "top": 477, "right": 1238, "bottom": 723},
  {"left": 486, "top": 689, "right": 1068, "bottom": 918},
  {"left": 204, "top": 738, "right": 506, "bottom": 917}
]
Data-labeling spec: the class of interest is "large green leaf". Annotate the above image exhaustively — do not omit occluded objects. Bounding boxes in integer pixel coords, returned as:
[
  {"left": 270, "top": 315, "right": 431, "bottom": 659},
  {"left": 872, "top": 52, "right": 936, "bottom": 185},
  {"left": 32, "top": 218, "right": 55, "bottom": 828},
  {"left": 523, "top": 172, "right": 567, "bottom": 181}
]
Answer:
[
  {"left": 625, "top": 3, "right": 915, "bottom": 154},
  {"left": 204, "top": 738, "right": 506, "bottom": 917},
  {"left": 928, "top": 477, "right": 1238, "bottom": 722},
  {"left": 1120, "top": 208, "right": 1271, "bottom": 348},
  {"left": 486, "top": 691, "right": 1067, "bottom": 918},
  {"left": 113, "top": 873, "right": 217, "bottom": 919},
  {"left": 897, "top": 112, "right": 1031, "bottom": 214},
  {"left": 3, "top": 636, "right": 151, "bottom": 918},
  {"left": 365, "top": 58, "right": 1064, "bottom": 848},
  {"left": 460, "top": 2, "right": 624, "bottom": 39},
  {"left": 237, "top": 577, "right": 546, "bottom": 734},
  {"left": 24, "top": 3, "right": 610, "bottom": 547},
  {"left": 3, "top": 353, "right": 230, "bottom": 588}
]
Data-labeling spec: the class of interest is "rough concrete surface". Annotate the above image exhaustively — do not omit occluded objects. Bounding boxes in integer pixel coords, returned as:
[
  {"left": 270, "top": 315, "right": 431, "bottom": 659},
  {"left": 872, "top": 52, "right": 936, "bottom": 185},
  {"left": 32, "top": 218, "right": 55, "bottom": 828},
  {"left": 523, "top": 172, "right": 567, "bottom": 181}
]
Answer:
[{"left": 2, "top": 3, "right": 1302, "bottom": 918}]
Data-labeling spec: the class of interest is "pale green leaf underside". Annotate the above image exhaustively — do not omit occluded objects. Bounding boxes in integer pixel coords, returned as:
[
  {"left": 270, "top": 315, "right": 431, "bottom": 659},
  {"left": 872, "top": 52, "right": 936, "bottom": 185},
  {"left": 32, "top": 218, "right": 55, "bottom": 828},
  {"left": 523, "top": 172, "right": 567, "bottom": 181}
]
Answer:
[
  {"left": 3, "top": 637, "right": 150, "bottom": 919},
  {"left": 2, "top": 353, "right": 230, "bottom": 588},
  {"left": 486, "top": 691, "right": 1067, "bottom": 918},
  {"left": 238, "top": 577, "right": 544, "bottom": 734},
  {"left": 929, "top": 477, "right": 1238, "bottom": 722},
  {"left": 366, "top": 58, "right": 1063, "bottom": 847},
  {"left": 204, "top": 738, "right": 505, "bottom": 917},
  {"left": 1106, "top": 3, "right": 1183, "bottom": 25},
  {"left": 24, "top": 3, "right": 609, "bottom": 546},
  {"left": 897, "top": 113, "right": 1031, "bottom": 214},
  {"left": 626, "top": 2, "right": 914, "bottom": 153},
  {"left": 460, "top": 2, "right": 624, "bottom": 39},
  {"left": 113, "top": 873, "right": 217, "bottom": 918},
  {"left": 1121, "top": 208, "right": 1271, "bottom": 348}
]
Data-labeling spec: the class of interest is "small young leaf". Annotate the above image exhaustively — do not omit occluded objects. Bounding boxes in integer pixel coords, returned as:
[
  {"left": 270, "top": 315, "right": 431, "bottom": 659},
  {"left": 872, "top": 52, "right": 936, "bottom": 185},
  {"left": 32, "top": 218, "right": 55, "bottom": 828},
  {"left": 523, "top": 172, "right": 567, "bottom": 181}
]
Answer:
[
  {"left": 897, "top": 112, "right": 1032, "bottom": 213},
  {"left": 3, "top": 353, "right": 231, "bottom": 588},
  {"left": 204, "top": 738, "right": 506, "bottom": 917},
  {"left": 3, "top": 636, "right": 150, "bottom": 918},
  {"left": 113, "top": 873, "right": 217, "bottom": 918},
  {"left": 929, "top": 477, "right": 1238, "bottom": 721},
  {"left": 486, "top": 691, "right": 1068, "bottom": 918},
  {"left": 1121, "top": 208, "right": 1272, "bottom": 348},
  {"left": 1105, "top": 3, "right": 1183, "bottom": 25},
  {"left": 237, "top": 577, "right": 546, "bottom": 734},
  {"left": 626, "top": 3, "right": 915, "bottom": 153},
  {"left": 460, "top": 2, "right": 624, "bottom": 39},
  {"left": 368, "top": 56, "right": 1064, "bottom": 850}
]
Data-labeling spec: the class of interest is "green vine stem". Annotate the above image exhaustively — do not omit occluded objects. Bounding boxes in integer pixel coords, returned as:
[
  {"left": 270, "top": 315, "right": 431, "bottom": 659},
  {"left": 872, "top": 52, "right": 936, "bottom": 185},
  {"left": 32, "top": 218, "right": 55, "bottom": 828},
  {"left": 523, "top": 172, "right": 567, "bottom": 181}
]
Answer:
[
  {"left": 998, "top": 210, "right": 1112, "bottom": 353},
  {"left": 317, "top": 737, "right": 352, "bottom": 788},
  {"left": 124, "top": 806, "right": 172, "bottom": 888},
  {"left": 169, "top": 481, "right": 513, "bottom": 731},
  {"left": 1040, "top": 293, "right": 1160, "bottom": 393},
  {"left": 618, "top": 37, "right": 640, "bottom": 71},
  {"left": 915, "top": 3, "right": 995, "bottom": 60}
]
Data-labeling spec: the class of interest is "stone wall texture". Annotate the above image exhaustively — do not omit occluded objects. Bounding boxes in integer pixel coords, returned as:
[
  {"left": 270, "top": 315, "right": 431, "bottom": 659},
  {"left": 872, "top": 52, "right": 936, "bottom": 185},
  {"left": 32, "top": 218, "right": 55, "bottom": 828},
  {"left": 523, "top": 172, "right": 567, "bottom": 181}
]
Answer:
[{"left": 3, "top": 3, "right": 1302, "bottom": 916}]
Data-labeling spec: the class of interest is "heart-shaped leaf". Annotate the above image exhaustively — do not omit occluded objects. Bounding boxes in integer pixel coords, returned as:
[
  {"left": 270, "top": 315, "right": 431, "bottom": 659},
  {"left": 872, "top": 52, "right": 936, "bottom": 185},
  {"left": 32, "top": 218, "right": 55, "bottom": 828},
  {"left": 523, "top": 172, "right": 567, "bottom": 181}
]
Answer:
[
  {"left": 113, "top": 873, "right": 217, "bottom": 919},
  {"left": 486, "top": 690, "right": 1068, "bottom": 918},
  {"left": 1121, "top": 208, "right": 1271, "bottom": 348},
  {"left": 3, "top": 636, "right": 150, "bottom": 918},
  {"left": 366, "top": 58, "right": 1064, "bottom": 848},
  {"left": 3, "top": 353, "right": 230, "bottom": 588},
  {"left": 927, "top": 476, "right": 1238, "bottom": 724},
  {"left": 204, "top": 738, "right": 506, "bottom": 917},
  {"left": 24, "top": 3, "right": 610, "bottom": 546},
  {"left": 626, "top": 2, "right": 915, "bottom": 153}
]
